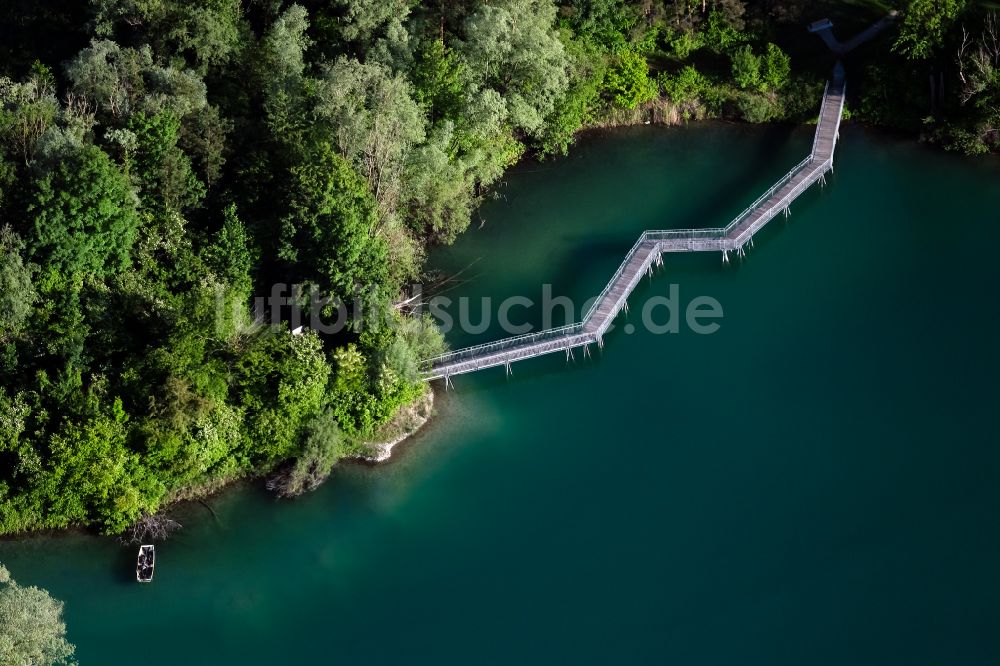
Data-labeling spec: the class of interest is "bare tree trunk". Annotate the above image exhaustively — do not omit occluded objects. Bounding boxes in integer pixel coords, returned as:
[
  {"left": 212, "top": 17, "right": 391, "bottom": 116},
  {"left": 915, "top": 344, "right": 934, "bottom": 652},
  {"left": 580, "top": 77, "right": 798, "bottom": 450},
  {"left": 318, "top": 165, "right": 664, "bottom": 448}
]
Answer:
[{"left": 958, "top": 25, "right": 971, "bottom": 85}]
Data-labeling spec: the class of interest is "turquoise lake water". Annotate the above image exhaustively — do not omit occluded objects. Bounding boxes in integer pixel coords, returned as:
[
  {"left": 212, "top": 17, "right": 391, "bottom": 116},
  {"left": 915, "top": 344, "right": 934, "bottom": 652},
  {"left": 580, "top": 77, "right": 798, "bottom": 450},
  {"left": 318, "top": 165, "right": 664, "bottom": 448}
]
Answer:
[{"left": 3, "top": 123, "right": 1000, "bottom": 664}]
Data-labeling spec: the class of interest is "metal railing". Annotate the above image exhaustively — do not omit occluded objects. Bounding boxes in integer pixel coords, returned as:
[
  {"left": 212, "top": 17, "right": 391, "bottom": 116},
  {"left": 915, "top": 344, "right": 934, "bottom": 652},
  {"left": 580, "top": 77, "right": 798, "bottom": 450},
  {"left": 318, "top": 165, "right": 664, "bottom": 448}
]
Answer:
[
  {"left": 421, "top": 322, "right": 587, "bottom": 368},
  {"left": 421, "top": 331, "right": 594, "bottom": 378},
  {"left": 421, "top": 80, "right": 846, "bottom": 377},
  {"left": 729, "top": 160, "right": 827, "bottom": 247},
  {"left": 811, "top": 81, "right": 832, "bottom": 158},
  {"left": 581, "top": 234, "right": 654, "bottom": 323}
]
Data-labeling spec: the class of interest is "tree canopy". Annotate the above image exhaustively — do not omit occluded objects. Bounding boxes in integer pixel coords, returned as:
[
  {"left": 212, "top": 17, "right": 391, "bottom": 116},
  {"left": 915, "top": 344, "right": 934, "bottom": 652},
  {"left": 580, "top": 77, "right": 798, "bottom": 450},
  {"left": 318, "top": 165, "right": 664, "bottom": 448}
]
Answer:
[
  {"left": 0, "top": 564, "right": 76, "bottom": 666},
  {"left": 29, "top": 144, "right": 139, "bottom": 278}
]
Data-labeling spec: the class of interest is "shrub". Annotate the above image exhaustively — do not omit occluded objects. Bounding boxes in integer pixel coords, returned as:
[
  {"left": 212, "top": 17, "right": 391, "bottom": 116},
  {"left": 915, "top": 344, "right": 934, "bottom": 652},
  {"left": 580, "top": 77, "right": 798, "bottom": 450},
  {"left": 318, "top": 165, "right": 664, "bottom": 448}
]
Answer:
[
  {"left": 731, "top": 44, "right": 764, "bottom": 92},
  {"left": 659, "top": 65, "right": 710, "bottom": 107},
  {"left": 667, "top": 29, "right": 703, "bottom": 60},
  {"left": 736, "top": 91, "right": 784, "bottom": 123},
  {"left": 604, "top": 48, "right": 658, "bottom": 109},
  {"left": 763, "top": 43, "right": 791, "bottom": 90}
]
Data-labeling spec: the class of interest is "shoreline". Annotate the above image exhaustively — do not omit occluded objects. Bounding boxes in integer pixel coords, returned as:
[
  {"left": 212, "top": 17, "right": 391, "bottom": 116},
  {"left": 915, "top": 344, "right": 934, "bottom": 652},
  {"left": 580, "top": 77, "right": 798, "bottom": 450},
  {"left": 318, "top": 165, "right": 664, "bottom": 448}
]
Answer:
[
  {"left": 0, "top": 388, "right": 440, "bottom": 543},
  {"left": 356, "top": 388, "right": 436, "bottom": 463}
]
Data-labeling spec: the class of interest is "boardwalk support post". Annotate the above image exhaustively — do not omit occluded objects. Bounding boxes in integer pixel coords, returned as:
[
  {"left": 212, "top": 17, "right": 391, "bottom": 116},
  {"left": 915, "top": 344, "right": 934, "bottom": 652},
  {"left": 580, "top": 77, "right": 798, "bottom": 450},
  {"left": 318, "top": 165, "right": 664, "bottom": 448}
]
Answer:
[
  {"left": 722, "top": 249, "right": 730, "bottom": 264},
  {"left": 583, "top": 343, "right": 591, "bottom": 359},
  {"left": 566, "top": 347, "right": 574, "bottom": 363},
  {"left": 505, "top": 362, "right": 512, "bottom": 377}
]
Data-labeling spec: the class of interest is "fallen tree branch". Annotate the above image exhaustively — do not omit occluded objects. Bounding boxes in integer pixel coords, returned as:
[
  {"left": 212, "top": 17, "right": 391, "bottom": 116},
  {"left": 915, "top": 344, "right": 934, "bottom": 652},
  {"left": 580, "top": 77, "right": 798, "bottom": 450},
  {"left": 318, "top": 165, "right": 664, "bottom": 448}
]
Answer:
[{"left": 118, "top": 512, "right": 182, "bottom": 545}]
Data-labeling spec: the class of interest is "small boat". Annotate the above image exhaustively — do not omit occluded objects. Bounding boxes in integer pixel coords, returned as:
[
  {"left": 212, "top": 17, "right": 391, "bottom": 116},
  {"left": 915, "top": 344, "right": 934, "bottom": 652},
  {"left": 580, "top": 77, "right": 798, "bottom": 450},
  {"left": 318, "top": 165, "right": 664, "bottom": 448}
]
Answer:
[{"left": 137, "top": 545, "right": 155, "bottom": 583}]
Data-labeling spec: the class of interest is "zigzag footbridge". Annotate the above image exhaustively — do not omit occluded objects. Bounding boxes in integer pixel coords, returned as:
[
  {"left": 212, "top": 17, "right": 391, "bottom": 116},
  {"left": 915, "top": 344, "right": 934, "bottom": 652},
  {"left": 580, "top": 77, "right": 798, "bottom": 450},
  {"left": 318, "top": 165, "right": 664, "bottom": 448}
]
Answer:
[{"left": 421, "top": 65, "right": 847, "bottom": 384}]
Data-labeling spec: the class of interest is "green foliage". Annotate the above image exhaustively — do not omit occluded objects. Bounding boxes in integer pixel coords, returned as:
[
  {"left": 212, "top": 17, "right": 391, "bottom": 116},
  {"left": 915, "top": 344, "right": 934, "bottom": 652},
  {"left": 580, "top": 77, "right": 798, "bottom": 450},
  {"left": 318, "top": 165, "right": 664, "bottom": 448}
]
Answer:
[
  {"left": 0, "top": 65, "right": 60, "bottom": 163},
  {"left": 128, "top": 110, "right": 205, "bottom": 213},
  {"left": 206, "top": 203, "right": 255, "bottom": 297},
  {"left": 258, "top": 3, "right": 311, "bottom": 100},
  {"left": 91, "top": 0, "right": 243, "bottom": 72},
  {"left": 382, "top": 312, "right": 447, "bottom": 383},
  {"left": 858, "top": 62, "right": 916, "bottom": 129},
  {"left": 315, "top": 57, "right": 426, "bottom": 218},
  {"left": 731, "top": 44, "right": 764, "bottom": 92},
  {"left": 177, "top": 104, "right": 230, "bottom": 187},
  {"left": 0, "top": 157, "right": 14, "bottom": 205},
  {"left": 762, "top": 43, "right": 791, "bottom": 91},
  {"left": 0, "top": 564, "right": 76, "bottom": 665},
  {"left": 328, "top": 0, "right": 411, "bottom": 48},
  {"left": 538, "top": 35, "right": 606, "bottom": 155},
  {"left": 330, "top": 343, "right": 380, "bottom": 435},
  {"left": 403, "top": 122, "right": 475, "bottom": 242},
  {"left": 43, "top": 395, "right": 163, "bottom": 533},
  {"left": 704, "top": 8, "right": 748, "bottom": 54},
  {"left": 410, "top": 39, "right": 465, "bottom": 123},
  {"left": 938, "top": 12, "right": 1000, "bottom": 153},
  {"left": 280, "top": 142, "right": 391, "bottom": 298},
  {"left": 667, "top": 29, "right": 704, "bottom": 60},
  {"left": 894, "top": 0, "right": 967, "bottom": 60},
  {"left": 138, "top": 375, "right": 244, "bottom": 488},
  {"left": 256, "top": 4, "right": 313, "bottom": 156},
  {"left": 560, "top": 0, "right": 637, "bottom": 49},
  {"left": 29, "top": 145, "right": 140, "bottom": 277},
  {"left": 460, "top": 0, "right": 571, "bottom": 136},
  {"left": 604, "top": 48, "right": 657, "bottom": 109},
  {"left": 166, "top": 0, "right": 244, "bottom": 71},
  {"left": 270, "top": 409, "right": 349, "bottom": 497},
  {"left": 0, "top": 227, "right": 35, "bottom": 338},
  {"left": 65, "top": 40, "right": 151, "bottom": 119},
  {"left": 735, "top": 91, "right": 784, "bottom": 123},
  {"left": 659, "top": 65, "right": 710, "bottom": 107},
  {"left": 233, "top": 331, "right": 331, "bottom": 463},
  {"left": 328, "top": 333, "right": 427, "bottom": 438},
  {"left": 779, "top": 77, "right": 827, "bottom": 119}
]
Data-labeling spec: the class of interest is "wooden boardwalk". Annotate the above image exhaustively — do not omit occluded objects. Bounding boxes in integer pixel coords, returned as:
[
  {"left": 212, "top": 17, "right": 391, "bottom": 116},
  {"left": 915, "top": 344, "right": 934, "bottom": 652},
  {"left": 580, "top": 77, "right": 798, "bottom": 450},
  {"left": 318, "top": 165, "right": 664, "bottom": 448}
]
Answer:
[{"left": 422, "top": 71, "right": 846, "bottom": 382}]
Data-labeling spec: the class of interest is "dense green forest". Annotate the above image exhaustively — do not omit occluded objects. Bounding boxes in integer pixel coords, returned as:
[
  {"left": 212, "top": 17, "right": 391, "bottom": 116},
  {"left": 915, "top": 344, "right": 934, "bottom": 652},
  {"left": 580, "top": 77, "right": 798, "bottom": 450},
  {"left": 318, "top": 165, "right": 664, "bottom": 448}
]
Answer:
[{"left": 1, "top": 0, "right": 997, "bottom": 537}]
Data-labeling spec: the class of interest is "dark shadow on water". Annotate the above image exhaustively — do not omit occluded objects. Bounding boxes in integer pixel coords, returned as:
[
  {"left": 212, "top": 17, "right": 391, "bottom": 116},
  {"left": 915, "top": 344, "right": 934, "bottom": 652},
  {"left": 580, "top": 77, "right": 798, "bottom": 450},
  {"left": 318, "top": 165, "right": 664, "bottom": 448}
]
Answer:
[
  {"left": 546, "top": 122, "right": 815, "bottom": 284},
  {"left": 111, "top": 543, "right": 136, "bottom": 587},
  {"left": 660, "top": 123, "right": 810, "bottom": 230},
  {"left": 577, "top": 122, "right": 810, "bottom": 232}
]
